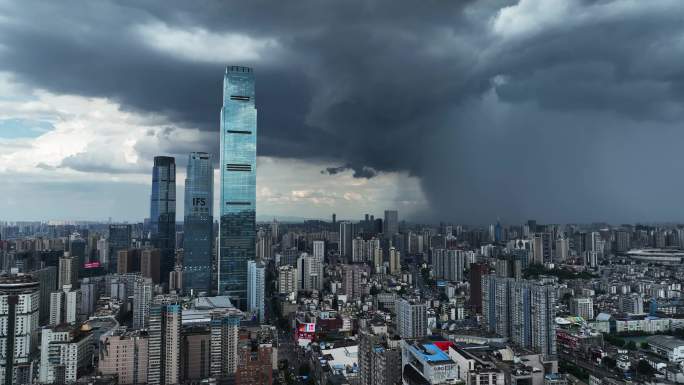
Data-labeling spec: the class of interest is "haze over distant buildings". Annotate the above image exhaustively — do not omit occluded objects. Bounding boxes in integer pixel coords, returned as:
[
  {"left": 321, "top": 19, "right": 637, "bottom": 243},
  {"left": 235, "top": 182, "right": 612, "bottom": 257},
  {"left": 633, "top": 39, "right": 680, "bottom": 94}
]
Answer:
[{"left": 3, "top": 1, "right": 684, "bottom": 224}]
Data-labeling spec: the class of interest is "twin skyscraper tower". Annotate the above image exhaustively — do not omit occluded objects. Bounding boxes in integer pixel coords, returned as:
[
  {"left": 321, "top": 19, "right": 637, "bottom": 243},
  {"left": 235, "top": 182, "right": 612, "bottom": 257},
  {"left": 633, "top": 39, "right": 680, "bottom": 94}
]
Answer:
[{"left": 149, "top": 66, "right": 256, "bottom": 309}]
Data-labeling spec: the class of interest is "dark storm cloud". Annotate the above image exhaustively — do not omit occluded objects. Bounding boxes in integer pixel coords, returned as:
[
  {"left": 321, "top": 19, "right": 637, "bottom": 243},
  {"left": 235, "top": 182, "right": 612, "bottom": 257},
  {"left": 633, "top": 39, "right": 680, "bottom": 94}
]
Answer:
[
  {"left": 322, "top": 164, "right": 378, "bottom": 179},
  {"left": 2, "top": 0, "right": 684, "bottom": 223}
]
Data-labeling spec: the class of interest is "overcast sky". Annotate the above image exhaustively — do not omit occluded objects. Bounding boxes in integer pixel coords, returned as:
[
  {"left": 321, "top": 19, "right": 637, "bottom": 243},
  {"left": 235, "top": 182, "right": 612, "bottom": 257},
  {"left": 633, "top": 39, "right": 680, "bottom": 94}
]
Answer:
[{"left": 1, "top": 0, "right": 684, "bottom": 224}]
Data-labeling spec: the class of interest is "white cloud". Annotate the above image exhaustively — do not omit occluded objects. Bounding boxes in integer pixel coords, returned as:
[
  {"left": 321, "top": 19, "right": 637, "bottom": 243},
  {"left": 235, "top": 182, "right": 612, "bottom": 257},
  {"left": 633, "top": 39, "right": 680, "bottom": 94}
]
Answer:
[
  {"left": 134, "top": 21, "right": 280, "bottom": 63},
  {"left": 491, "top": 0, "right": 683, "bottom": 40}
]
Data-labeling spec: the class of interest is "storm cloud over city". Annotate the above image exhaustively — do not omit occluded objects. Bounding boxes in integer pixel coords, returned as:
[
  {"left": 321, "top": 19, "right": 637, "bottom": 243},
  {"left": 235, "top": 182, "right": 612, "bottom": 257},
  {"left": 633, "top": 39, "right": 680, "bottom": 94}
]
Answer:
[{"left": 2, "top": 0, "right": 684, "bottom": 223}]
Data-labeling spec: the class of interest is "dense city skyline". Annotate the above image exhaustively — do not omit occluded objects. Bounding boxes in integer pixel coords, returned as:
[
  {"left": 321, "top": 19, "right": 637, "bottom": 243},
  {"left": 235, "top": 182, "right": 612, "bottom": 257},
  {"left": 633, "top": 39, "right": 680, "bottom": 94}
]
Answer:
[{"left": 3, "top": 1, "right": 684, "bottom": 223}]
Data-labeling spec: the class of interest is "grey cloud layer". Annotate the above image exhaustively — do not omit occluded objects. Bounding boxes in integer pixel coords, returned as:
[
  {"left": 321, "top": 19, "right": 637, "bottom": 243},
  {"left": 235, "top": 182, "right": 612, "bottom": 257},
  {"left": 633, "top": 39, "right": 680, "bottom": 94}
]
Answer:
[{"left": 2, "top": 0, "right": 684, "bottom": 223}]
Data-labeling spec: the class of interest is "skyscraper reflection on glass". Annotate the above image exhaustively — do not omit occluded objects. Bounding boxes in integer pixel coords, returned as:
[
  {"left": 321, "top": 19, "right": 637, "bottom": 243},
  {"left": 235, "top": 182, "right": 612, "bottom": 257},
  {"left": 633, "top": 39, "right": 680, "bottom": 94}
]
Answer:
[
  {"left": 218, "top": 66, "right": 256, "bottom": 308},
  {"left": 183, "top": 152, "right": 213, "bottom": 295}
]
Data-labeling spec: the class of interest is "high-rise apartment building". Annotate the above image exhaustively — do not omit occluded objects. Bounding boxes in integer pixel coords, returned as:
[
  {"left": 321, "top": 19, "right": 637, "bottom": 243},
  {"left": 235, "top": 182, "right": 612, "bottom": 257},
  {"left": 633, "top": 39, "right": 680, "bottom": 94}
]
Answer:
[
  {"left": 395, "top": 298, "right": 427, "bottom": 339},
  {"left": 531, "top": 232, "right": 552, "bottom": 265},
  {"left": 247, "top": 261, "right": 265, "bottom": 323},
  {"left": 0, "top": 274, "right": 39, "bottom": 385},
  {"left": 296, "top": 254, "right": 323, "bottom": 292},
  {"left": 359, "top": 328, "right": 402, "bottom": 385},
  {"left": 383, "top": 210, "right": 399, "bottom": 238},
  {"left": 342, "top": 264, "right": 364, "bottom": 299},
  {"left": 277, "top": 266, "right": 297, "bottom": 295},
  {"left": 184, "top": 152, "right": 214, "bottom": 295},
  {"left": 615, "top": 230, "right": 631, "bottom": 253},
  {"left": 39, "top": 325, "right": 93, "bottom": 384},
  {"left": 482, "top": 275, "right": 557, "bottom": 358},
  {"left": 313, "top": 240, "right": 325, "bottom": 261},
  {"left": 571, "top": 297, "right": 594, "bottom": 320},
  {"left": 108, "top": 224, "right": 132, "bottom": 273},
  {"left": 389, "top": 247, "right": 401, "bottom": 275},
  {"left": 99, "top": 329, "right": 149, "bottom": 385},
  {"left": 218, "top": 66, "right": 257, "bottom": 309},
  {"left": 58, "top": 252, "right": 79, "bottom": 289},
  {"left": 554, "top": 237, "right": 569, "bottom": 262},
  {"left": 210, "top": 310, "right": 241, "bottom": 380},
  {"left": 433, "top": 249, "right": 465, "bottom": 282},
  {"left": 133, "top": 276, "right": 154, "bottom": 329},
  {"left": 469, "top": 263, "right": 489, "bottom": 314},
  {"left": 150, "top": 156, "right": 176, "bottom": 286},
  {"left": 147, "top": 297, "right": 182, "bottom": 385},
  {"left": 181, "top": 327, "right": 211, "bottom": 382}
]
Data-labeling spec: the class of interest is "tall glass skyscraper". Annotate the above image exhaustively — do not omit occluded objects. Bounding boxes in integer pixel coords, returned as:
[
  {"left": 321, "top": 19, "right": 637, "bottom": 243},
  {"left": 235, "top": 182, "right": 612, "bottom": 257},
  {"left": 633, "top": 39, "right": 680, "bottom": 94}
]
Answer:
[
  {"left": 183, "top": 152, "right": 213, "bottom": 295},
  {"left": 218, "top": 66, "right": 257, "bottom": 308},
  {"left": 150, "top": 156, "right": 176, "bottom": 286}
]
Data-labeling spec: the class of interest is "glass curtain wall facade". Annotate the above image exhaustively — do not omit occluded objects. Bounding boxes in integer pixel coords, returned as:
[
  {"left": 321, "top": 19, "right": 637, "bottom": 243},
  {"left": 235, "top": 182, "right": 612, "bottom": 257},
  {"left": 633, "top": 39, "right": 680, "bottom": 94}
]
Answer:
[
  {"left": 183, "top": 152, "right": 213, "bottom": 294},
  {"left": 150, "top": 156, "right": 176, "bottom": 286},
  {"left": 218, "top": 66, "right": 257, "bottom": 308}
]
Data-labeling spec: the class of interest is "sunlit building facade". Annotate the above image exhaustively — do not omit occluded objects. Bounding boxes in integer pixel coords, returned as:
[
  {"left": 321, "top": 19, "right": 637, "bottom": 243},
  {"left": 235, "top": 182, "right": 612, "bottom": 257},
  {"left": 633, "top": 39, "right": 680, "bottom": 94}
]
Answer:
[{"left": 218, "top": 66, "right": 257, "bottom": 309}]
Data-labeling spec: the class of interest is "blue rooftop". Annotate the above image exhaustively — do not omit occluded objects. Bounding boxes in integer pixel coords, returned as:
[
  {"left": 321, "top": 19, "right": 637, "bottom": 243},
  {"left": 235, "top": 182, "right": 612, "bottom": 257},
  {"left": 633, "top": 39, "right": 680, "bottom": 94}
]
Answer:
[{"left": 410, "top": 343, "right": 451, "bottom": 363}]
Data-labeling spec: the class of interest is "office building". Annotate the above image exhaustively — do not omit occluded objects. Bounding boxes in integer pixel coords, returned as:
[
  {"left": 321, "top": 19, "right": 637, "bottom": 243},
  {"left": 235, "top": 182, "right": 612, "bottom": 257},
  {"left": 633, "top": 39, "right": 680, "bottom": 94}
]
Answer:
[
  {"left": 31, "top": 266, "right": 57, "bottom": 324},
  {"left": 39, "top": 325, "right": 93, "bottom": 384},
  {"left": 117, "top": 249, "right": 141, "bottom": 274},
  {"left": 401, "top": 340, "right": 458, "bottom": 385},
  {"left": 141, "top": 248, "right": 161, "bottom": 284},
  {"left": 183, "top": 152, "right": 214, "bottom": 295},
  {"left": 339, "top": 221, "right": 354, "bottom": 261},
  {"left": 247, "top": 261, "right": 265, "bottom": 323},
  {"left": 0, "top": 274, "right": 39, "bottom": 385},
  {"left": 383, "top": 210, "right": 398, "bottom": 238},
  {"left": 99, "top": 329, "right": 149, "bottom": 385},
  {"left": 218, "top": 66, "right": 257, "bottom": 309},
  {"left": 396, "top": 298, "right": 427, "bottom": 339},
  {"left": 150, "top": 156, "right": 176, "bottom": 286},
  {"left": 646, "top": 335, "right": 684, "bottom": 362},
  {"left": 133, "top": 276, "right": 154, "bottom": 329},
  {"left": 69, "top": 233, "right": 87, "bottom": 270},
  {"left": 147, "top": 296, "right": 182, "bottom": 385},
  {"left": 571, "top": 297, "right": 594, "bottom": 320},
  {"left": 108, "top": 224, "right": 132, "bottom": 273}
]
